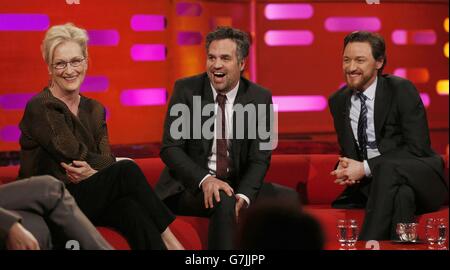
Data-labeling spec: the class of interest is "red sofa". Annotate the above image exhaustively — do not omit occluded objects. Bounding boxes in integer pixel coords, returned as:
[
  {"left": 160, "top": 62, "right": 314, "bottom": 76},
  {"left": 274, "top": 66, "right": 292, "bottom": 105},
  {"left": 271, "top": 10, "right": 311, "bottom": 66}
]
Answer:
[{"left": 0, "top": 154, "right": 448, "bottom": 250}]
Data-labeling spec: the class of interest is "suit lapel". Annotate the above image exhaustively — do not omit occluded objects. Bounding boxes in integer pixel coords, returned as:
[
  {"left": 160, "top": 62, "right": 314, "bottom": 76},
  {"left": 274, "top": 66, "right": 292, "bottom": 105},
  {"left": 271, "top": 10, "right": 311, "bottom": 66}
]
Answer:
[
  {"left": 374, "top": 76, "right": 392, "bottom": 141},
  {"left": 201, "top": 78, "right": 215, "bottom": 155},
  {"left": 233, "top": 79, "right": 253, "bottom": 106},
  {"left": 231, "top": 79, "right": 255, "bottom": 168}
]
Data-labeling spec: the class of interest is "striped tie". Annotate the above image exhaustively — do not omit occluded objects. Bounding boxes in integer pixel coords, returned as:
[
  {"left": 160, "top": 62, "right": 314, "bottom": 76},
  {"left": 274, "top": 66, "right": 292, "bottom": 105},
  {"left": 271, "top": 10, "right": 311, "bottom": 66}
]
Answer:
[
  {"left": 356, "top": 92, "right": 368, "bottom": 160},
  {"left": 216, "top": 94, "right": 230, "bottom": 179}
]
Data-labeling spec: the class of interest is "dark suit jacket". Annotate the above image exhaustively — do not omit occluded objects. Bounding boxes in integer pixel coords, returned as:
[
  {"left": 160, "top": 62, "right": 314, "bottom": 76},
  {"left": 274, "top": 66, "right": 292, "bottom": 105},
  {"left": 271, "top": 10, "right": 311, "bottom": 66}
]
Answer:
[
  {"left": 329, "top": 75, "right": 445, "bottom": 205},
  {"left": 156, "top": 73, "right": 273, "bottom": 203}
]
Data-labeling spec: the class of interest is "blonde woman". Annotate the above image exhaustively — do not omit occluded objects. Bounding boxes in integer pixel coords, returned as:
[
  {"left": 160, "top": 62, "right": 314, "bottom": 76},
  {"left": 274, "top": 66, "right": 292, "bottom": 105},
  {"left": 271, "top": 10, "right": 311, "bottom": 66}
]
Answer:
[{"left": 18, "top": 23, "right": 183, "bottom": 250}]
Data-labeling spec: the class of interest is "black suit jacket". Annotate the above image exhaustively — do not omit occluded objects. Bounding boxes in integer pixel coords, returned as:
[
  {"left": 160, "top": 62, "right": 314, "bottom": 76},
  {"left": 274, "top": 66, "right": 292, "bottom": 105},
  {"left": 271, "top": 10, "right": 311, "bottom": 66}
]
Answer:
[
  {"left": 156, "top": 73, "right": 273, "bottom": 203},
  {"left": 329, "top": 75, "right": 445, "bottom": 205}
]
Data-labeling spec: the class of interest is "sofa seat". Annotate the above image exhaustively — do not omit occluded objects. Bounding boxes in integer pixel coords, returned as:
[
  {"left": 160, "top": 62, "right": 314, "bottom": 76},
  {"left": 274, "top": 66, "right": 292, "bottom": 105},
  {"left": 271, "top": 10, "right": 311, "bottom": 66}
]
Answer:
[{"left": 1, "top": 153, "right": 448, "bottom": 250}]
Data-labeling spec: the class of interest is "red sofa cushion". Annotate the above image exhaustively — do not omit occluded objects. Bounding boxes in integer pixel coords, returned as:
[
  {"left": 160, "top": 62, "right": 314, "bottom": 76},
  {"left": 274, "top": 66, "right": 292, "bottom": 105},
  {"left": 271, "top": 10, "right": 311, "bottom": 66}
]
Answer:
[
  {"left": 97, "top": 227, "right": 130, "bottom": 250},
  {"left": 1, "top": 153, "right": 448, "bottom": 250},
  {"left": 170, "top": 217, "right": 204, "bottom": 250},
  {"left": 0, "top": 165, "right": 18, "bottom": 185},
  {"left": 134, "top": 158, "right": 165, "bottom": 187},
  {"left": 72, "top": 214, "right": 205, "bottom": 250},
  {"left": 264, "top": 155, "right": 310, "bottom": 189},
  {"left": 301, "top": 154, "right": 344, "bottom": 204}
]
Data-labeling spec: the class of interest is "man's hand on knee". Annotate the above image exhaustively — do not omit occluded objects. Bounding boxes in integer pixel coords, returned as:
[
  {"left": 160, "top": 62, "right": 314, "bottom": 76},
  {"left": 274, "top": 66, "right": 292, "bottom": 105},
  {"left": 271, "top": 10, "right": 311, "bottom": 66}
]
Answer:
[{"left": 201, "top": 176, "right": 234, "bottom": 209}]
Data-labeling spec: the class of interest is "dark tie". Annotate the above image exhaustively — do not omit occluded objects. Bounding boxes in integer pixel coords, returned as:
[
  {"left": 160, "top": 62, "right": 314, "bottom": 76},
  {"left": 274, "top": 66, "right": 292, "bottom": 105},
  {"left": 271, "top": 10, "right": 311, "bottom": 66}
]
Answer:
[
  {"left": 216, "top": 94, "right": 230, "bottom": 179},
  {"left": 356, "top": 92, "right": 368, "bottom": 160}
]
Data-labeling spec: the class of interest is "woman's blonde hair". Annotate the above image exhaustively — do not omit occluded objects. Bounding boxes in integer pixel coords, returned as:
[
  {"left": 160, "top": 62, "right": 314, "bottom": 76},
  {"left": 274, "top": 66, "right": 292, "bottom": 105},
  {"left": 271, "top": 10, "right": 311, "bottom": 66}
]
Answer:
[{"left": 41, "top": 23, "right": 89, "bottom": 66}]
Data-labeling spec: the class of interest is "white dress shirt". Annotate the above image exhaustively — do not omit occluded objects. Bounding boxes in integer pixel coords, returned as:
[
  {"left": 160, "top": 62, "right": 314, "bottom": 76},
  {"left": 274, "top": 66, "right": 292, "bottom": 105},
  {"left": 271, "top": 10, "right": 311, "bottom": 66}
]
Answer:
[
  {"left": 198, "top": 82, "right": 250, "bottom": 206},
  {"left": 349, "top": 77, "right": 381, "bottom": 177}
]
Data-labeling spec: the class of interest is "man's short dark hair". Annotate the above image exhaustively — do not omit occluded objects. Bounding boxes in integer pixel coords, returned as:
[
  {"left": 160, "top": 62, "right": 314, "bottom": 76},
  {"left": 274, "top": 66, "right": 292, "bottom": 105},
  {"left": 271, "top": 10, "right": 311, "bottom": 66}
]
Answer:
[
  {"left": 205, "top": 27, "right": 250, "bottom": 62},
  {"left": 344, "top": 31, "right": 387, "bottom": 75}
]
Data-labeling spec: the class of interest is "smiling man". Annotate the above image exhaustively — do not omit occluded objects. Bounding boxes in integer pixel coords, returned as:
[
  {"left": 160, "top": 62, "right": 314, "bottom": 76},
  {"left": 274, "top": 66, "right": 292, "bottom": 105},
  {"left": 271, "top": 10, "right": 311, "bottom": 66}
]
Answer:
[
  {"left": 157, "top": 27, "right": 297, "bottom": 250},
  {"left": 328, "top": 31, "right": 448, "bottom": 240}
]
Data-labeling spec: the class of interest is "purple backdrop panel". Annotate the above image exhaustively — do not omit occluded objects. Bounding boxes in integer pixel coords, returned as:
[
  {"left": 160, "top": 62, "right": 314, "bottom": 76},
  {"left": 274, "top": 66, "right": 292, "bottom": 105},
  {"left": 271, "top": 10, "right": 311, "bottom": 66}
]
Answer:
[
  {"left": 120, "top": 88, "right": 167, "bottom": 106},
  {"left": 325, "top": 17, "right": 381, "bottom": 32},
  {"left": 176, "top": 2, "right": 202, "bottom": 16},
  {"left": 178, "top": 31, "right": 202, "bottom": 45},
  {"left": 131, "top": 15, "right": 166, "bottom": 31},
  {"left": 273, "top": 95, "right": 327, "bottom": 112},
  {"left": 0, "top": 14, "right": 49, "bottom": 31},
  {"left": 131, "top": 44, "right": 166, "bottom": 61},
  {"left": 0, "top": 93, "right": 35, "bottom": 110},
  {"left": 265, "top": 30, "right": 314, "bottom": 46},
  {"left": 0, "top": 125, "right": 20, "bottom": 142},
  {"left": 265, "top": 4, "right": 313, "bottom": 20},
  {"left": 80, "top": 76, "right": 109, "bottom": 93},
  {"left": 87, "top": 30, "right": 120, "bottom": 46}
]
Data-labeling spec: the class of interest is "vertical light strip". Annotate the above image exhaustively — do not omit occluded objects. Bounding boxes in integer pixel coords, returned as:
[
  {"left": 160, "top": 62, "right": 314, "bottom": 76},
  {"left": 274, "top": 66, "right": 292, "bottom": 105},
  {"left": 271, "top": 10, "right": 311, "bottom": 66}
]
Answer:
[
  {"left": 419, "top": 93, "right": 430, "bottom": 108},
  {"left": 444, "top": 17, "right": 449, "bottom": 32},
  {"left": 444, "top": 42, "right": 449, "bottom": 58},
  {"left": 436, "top": 80, "right": 449, "bottom": 95}
]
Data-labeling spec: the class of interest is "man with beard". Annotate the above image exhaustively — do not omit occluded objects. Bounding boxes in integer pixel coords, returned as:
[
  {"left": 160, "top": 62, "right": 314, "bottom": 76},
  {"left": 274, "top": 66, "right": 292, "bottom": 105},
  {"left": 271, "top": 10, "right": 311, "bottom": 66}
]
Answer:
[
  {"left": 157, "top": 27, "right": 297, "bottom": 250},
  {"left": 328, "top": 31, "right": 448, "bottom": 240}
]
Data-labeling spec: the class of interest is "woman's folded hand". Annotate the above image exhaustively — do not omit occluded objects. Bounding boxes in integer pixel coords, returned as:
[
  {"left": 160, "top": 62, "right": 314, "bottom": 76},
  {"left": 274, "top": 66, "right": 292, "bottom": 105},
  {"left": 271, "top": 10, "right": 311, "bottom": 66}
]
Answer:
[{"left": 61, "top": 160, "right": 97, "bottom": 183}]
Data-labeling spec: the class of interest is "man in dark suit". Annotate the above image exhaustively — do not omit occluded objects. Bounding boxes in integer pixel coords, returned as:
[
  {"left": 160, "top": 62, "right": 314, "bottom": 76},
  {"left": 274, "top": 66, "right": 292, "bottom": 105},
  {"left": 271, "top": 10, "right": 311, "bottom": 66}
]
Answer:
[
  {"left": 329, "top": 31, "right": 448, "bottom": 240},
  {"left": 156, "top": 27, "right": 295, "bottom": 249}
]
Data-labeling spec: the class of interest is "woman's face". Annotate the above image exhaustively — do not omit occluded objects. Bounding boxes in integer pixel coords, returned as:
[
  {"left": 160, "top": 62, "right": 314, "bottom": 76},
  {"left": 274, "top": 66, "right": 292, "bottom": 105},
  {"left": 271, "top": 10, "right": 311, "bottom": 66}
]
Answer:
[{"left": 50, "top": 41, "right": 87, "bottom": 93}]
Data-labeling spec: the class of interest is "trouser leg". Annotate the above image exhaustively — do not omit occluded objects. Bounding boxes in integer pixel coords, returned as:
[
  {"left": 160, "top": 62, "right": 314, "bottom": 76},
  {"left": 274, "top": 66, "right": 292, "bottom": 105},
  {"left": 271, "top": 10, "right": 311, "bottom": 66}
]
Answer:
[{"left": 97, "top": 197, "right": 166, "bottom": 250}]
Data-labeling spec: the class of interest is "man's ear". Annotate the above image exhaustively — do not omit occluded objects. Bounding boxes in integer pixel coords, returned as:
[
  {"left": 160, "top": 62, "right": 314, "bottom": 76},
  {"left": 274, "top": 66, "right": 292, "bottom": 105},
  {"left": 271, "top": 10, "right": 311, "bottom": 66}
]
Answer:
[
  {"left": 375, "top": 58, "right": 383, "bottom": 70},
  {"left": 239, "top": 59, "right": 246, "bottom": 72}
]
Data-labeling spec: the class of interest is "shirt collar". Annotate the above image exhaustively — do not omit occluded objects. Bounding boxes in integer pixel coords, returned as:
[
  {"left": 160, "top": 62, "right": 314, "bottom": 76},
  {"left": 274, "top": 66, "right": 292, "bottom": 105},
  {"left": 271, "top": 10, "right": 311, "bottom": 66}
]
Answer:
[
  {"left": 211, "top": 81, "right": 239, "bottom": 104},
  {"left": 354, "top": 76, "right": 377, "bottom": 101}
]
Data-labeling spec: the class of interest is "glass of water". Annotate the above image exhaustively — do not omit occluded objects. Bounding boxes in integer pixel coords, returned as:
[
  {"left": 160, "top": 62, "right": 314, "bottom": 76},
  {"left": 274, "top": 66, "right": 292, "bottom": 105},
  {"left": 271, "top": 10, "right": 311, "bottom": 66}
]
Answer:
[
  {"left": 337, "top": 219, "right": 347, "bottom": 248},
  {"left": 396, "top": 223, "right": 418, "bottom": 242},
  {"left": 346, "top": 219, "right": 359, "bottom": 247},
  {"left": 425, "top": 218, "right": 447, "bottom": 248},
  {"left": 337, "top": 219, "right": 359, "bottom": 248}
]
